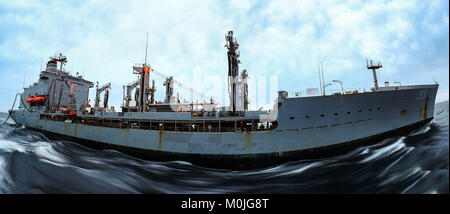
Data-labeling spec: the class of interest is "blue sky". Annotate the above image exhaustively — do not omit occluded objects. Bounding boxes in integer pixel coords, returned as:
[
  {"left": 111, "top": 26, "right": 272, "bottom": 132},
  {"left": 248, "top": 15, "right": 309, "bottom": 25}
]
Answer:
[{"left": 0, "top": 0, "right": 448, "bottom": 112}]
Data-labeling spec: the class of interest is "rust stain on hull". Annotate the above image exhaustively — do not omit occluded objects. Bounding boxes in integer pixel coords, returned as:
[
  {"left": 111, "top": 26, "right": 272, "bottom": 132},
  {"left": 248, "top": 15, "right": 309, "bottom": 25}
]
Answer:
[
  {"left": 120, "top": 128, "right": 130, "bottom": 146},
  {"left": 400, "top": 109, "right": 407, "bottom": 121},
  {"left": 158, "top": 131, "right": 164, "bottom": 151},
  {"left": 64, "top": 122, "right": 69, "bottom": 135},
  {"left": 424, "top": 96, "right": 429, "bottom": 120},
  {"left": 245, "top": 132, "right": 253, "bottom": 149}
]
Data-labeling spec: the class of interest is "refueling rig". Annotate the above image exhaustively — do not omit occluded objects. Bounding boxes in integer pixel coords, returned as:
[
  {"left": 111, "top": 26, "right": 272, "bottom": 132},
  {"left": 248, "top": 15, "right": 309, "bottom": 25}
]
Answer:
[
  {"left": 118, "top": 30, "right": 249, "bottom": 115},
  {"left": 20, "top": 31, "right": 251, "bottom": 119}
]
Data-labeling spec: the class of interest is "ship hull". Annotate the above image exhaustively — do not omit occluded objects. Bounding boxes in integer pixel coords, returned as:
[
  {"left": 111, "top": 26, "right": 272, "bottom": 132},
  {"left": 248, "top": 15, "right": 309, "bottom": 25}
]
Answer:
[
  {"left": 24, "top": 118, "right": 432, "bottom": 169},
  {"left": 11, "top": 84, "right": 439, "bottom": 169}
]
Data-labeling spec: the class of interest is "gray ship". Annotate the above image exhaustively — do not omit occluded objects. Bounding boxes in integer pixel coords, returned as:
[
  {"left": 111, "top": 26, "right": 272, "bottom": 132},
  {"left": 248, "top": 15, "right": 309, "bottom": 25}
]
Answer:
[{"left": 8, "top": 31, "right": 439, "bottom": 169}]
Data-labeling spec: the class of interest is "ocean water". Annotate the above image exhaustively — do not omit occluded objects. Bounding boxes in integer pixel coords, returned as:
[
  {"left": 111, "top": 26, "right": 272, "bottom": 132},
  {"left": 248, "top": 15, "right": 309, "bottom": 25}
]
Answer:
[{"left": 0, "top": 101, "right": 448, "bottom": 194}]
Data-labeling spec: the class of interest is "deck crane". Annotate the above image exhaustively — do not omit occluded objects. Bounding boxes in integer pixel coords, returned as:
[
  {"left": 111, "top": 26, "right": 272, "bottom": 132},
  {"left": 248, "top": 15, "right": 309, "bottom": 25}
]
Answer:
[
  {"left": 94, "top": 82, "right": 111, "bottom": 109},
  {"left": 163, "top": 76, "right": 174, "bottom": 103},
  {"left": 122, "top": 78, "right": 140, "bottom": 109}
]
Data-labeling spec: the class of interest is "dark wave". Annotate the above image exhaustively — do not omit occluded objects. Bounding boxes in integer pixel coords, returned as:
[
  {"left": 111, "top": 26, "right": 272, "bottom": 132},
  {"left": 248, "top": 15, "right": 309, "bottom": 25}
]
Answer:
[{"left": 0, "top": 101, "right": 448, "bottom": 194}]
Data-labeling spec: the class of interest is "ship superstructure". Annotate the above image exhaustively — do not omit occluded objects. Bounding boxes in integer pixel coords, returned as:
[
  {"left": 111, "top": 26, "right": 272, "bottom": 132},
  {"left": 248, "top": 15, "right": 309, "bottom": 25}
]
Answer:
[
  {"left": 10, "top": 31, "right": 439, "bottom": 169},
  {"left": 19, "top": 54, "right": 95, "bottom": 115}
]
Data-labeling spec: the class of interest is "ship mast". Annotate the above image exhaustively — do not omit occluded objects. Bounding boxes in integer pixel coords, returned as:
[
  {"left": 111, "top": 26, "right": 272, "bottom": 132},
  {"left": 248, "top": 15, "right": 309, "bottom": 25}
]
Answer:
[
  {"left": 225, "top": 31, "right": 240, "bottom": 113},
  {"left": 50, "top": 53, "right": 67, "bottom": 73},
  {"left": 366, "top": 59, "right": 382, "bottom": 90},
  {"left": 137, "top": 33, "right": 151, "bottom": 112}
]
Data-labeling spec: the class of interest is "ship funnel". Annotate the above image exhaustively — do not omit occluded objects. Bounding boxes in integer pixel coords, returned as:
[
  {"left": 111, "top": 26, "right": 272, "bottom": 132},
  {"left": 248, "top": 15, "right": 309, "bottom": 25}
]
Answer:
[{"left": 46, "top": 60, "right": 57, "bottom": 72}]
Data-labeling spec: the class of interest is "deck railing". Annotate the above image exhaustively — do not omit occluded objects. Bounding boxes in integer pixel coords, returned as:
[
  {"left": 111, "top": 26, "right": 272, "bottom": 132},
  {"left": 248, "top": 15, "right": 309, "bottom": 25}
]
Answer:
[{"left": 287, "top": 87, "right": 373, "bottom": 97}]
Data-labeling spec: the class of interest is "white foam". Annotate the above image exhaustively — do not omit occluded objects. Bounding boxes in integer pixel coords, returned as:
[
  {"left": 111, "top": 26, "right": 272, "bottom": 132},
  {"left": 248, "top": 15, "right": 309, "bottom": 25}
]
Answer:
[
  {"left": 401, "top": 168, "right": 430, "bottom": 194},
  {"left": 359, "top": 137, "right": 406, "bottom": 163},
  {"left": 408, "top": 123, "right": 432, "bottom": 136},
  {"left": 34, "top": 143, "right": 68, "bottom": 166},
  {"left": 377, "top": 147, "right": 414, "bottom": 178},
  {"left": 0, "top": 139, "right": 26, "bottom": 153},
  {"left": 276, "top": 161, "right": 325, "bottom": 177}
]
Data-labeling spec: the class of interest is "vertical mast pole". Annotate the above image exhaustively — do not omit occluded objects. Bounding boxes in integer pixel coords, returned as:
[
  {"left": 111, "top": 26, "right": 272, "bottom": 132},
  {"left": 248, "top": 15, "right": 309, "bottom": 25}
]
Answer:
[
  {"left": 321, "top": 61, "right": 325, "bottom": 96},
  {"left": 140, "top": 33, "right": 149, "bottom": 112},
  {"left": 145, "top": 32, "right": 148, "bottom": 66},
  {"left": 318, "top": 64, "right": 322, "bottom": 96}
]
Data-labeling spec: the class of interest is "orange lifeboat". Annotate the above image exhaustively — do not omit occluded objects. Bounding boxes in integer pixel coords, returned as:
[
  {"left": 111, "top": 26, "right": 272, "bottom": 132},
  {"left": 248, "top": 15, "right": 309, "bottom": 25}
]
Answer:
[
  {"left": 26, "top": 96, "right": 46, "bottom": 103},
  {"left": 33, "top": 96, "right": 46, "bottom": 102}
]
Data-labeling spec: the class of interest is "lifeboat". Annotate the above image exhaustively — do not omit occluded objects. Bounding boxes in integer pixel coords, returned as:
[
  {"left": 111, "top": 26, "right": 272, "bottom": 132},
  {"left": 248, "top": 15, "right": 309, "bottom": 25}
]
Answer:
[
  {"left": 33, "top": 96, "right": 46, "bottom": 102},
  {"left": 26, "top": 96, "right": 46, "bottom": 103}
]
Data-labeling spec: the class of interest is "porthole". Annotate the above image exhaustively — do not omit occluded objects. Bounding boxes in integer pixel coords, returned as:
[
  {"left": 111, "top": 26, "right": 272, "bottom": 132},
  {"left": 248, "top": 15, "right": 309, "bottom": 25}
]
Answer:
[
  {"left": 368, "top": 109, "right": 372, "bottom": 112},
  {"left": 334, "top": 113, "right": 338, "bottom": 116},
  {"left": 306, "top": 115, "right": 310, "bottom": 119},
  {"left": 377, "top": 107, "right": 381, "bottom": 110},
  {"left": 347, "top": 112, "right": 351, "bottom": 114},
  {"left": 359, "top": 110, "right": 362, "bottom": 112},
  {"left": 320, "top": 114, "right": 324, "bottom": 117},
  {"left": 290, "top": 117, "right": 295, "bottom": 120}
]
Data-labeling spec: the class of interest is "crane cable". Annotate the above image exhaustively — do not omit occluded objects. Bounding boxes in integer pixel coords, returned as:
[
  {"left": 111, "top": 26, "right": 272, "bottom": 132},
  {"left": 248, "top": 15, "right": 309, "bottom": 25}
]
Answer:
[
  {"left": 1, "top": 93, "right": 20, "bottom": 127},
  {"left": 150, "top": 69, "right": 216, "bottom": 103}
]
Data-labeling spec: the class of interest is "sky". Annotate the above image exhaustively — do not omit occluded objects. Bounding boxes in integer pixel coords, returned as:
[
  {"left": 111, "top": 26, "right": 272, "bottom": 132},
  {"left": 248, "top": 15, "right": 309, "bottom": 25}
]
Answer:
[{"left": 0, "top": 0, "right": 448, "bottom": 112}]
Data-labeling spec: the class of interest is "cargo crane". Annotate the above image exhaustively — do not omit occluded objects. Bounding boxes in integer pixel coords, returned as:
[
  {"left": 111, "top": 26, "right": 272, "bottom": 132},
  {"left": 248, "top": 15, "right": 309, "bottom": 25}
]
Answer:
[
  {"left": 94, "top": 82, "right": 111, "bottom": 109},
  {"left": 121, "top": 77, "right": 156, "bottom": 112},
  {"left": 103, "top": 89, "right": 109, "bottom": 109},
  {"left": 149, "top": 79, "right": 156, "bottom": 104},
  {"left": 241, "top": 69, "right": 249, "bottom": 111},
  {"left": 163, "top": 76, "right": 174, "bottom": 103},
  {"left": 122, "top": 78, "right": 140, "bottom": 110}
]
